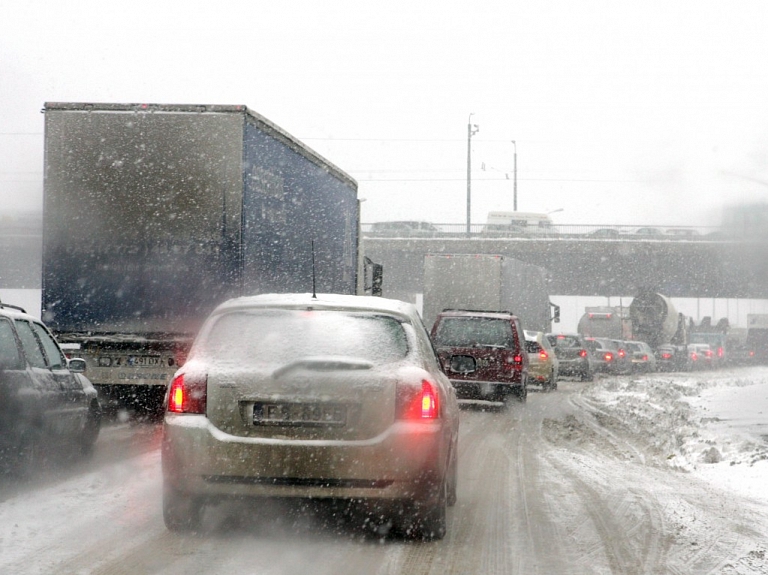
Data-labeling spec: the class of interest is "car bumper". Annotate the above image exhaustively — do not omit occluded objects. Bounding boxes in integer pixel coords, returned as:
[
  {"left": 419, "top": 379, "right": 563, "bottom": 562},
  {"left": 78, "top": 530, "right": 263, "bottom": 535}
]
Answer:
[
  {"left": 557, "top": 359, "right": 590, "bottom": 376},
  {"left": 527, "top": 364, "right": 553, "bottom": 382},
  {"left": 448, "top": 379, "right": 524, "bottom": 399},
  {"left": 162, "top": 414, "right": 449, "bottom": 503}
]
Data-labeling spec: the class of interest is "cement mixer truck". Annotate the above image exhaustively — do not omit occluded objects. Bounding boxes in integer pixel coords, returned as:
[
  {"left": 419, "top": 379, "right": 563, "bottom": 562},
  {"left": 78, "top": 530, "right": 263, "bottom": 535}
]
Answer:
[{"left": 629, "top": 290, "right": 689, "bottom": 370}]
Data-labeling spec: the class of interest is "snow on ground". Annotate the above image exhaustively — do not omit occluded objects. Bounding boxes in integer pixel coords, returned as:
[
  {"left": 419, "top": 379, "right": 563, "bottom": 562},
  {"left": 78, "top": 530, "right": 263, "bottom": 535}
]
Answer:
[{"left": 578, "top": 365, "right": 768, "bottom": 506}]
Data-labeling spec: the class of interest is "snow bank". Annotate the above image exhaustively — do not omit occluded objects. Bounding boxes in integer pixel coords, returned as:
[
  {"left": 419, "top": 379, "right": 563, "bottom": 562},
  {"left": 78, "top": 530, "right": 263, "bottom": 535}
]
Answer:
[{"left": 578, "top": 366, "right": 768, "bottom": 504}]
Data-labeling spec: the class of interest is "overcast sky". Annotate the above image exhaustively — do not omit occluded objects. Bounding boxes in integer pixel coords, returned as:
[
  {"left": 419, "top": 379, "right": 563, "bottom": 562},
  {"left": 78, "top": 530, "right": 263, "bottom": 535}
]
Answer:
[{"left": 2, "top": 0, "right": 768, "bottom": 227}]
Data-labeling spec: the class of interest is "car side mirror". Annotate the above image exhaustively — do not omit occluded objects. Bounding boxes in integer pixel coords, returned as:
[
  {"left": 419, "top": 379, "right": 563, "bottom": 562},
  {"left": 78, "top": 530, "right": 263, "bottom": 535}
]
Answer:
[{"left": 68, "top": 357, "right": 87, "bottom": 373}]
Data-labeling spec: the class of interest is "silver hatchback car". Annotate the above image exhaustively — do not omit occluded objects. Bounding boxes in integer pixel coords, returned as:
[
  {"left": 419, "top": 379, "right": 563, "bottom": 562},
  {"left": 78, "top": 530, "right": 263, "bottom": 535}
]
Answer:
[{"left": 161, "top": 293, "right": 460, "bottom": 539}]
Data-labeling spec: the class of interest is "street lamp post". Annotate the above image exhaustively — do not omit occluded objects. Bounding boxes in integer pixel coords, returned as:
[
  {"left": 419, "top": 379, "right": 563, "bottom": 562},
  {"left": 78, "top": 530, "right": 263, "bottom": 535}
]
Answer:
[
  {"left": 511, "top": 140, "right": 517, "bottom": 211},
  {"left": 466, "top": 114, "right": 479, "bottom": 236}
]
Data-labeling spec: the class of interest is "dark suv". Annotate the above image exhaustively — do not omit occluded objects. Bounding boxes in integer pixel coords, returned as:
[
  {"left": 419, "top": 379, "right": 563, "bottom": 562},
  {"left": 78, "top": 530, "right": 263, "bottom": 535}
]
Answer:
[
  {"left": 0, "top": 301, "right": 101, "bottom": 475},
  {"left": 430, "top": 309, "right": 528, "bottom": 404}
]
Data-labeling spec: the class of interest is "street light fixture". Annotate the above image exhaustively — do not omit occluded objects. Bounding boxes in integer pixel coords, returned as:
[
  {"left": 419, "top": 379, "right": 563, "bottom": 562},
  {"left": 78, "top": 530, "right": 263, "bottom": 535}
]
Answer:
[{"left": 466, "top": 113, "right": 479, "bottom": 236}]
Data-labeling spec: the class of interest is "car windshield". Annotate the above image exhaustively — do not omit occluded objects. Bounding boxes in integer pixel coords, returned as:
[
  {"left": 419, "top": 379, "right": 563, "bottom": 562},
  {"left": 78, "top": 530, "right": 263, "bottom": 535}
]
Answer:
[
  {"left": 196, "top": 309, "right": 409, "bottom": 366},
  {"left": 433, "top": 317, "right": 513, "bottom": 347}
]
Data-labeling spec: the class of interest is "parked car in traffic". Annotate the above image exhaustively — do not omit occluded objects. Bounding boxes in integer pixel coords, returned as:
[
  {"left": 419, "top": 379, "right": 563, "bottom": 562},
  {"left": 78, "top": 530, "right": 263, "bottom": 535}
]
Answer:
[
  {"left": 0, "top": 300, "right": 101, "bottom": 476},
  {"left": 634, "top": 227, "right": 664, "bottom": 237},
  {"left": 545, "top": 333, "right": 595, "bottom": 381},
  {"left": 588, "top": 228, "right": 621, "bottom": 238},
  {"left": 161, "top": 293, "right": 459, "bottom": 539},
  {"left": 625, "top": 341, "right": 657, "bottom": 372},
  {"left": 609, "top": 339, "right": 634, "bottom": 374},
  {"left": 583, "top": 337, "right": 632, "bottom": 375},
  {"left": 524, "top": 330, "right": 559, "bottom": 391},
  {"left": 583, "top": 338, "right": 608, "bottom": 373},
  {"left": 688, "top": 343, "right": 715, "bottom": 370},
  {"left": 665, "top": 228, "right": 701, "bottom": 239},
  {"left": 656, "top": 344, "right": 686, "bottom": 371},
  {"left": 431, "top": 309, "right": 529, "bottom": 404},
  {"left": 481, "top": 211, "right": 558, "bottom": 236}
]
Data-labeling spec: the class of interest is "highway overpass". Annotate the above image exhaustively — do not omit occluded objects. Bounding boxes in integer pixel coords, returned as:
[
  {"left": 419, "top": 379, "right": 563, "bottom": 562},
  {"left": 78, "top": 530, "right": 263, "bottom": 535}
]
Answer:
[
  {"left": 362, "top": 235, "right": 768, "bottom": 302},
  {"left": 2, "top": 214, "right": 767, "bottom": 302}
]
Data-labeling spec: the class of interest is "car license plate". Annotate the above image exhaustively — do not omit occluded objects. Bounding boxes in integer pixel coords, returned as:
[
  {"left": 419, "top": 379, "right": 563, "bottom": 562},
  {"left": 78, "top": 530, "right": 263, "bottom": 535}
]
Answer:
[
  {"left": 127, "top": 355, "right": 164, "bottom": 367},
  {"left": 253, "top": 402, "right": 347, "bottom": 427}
]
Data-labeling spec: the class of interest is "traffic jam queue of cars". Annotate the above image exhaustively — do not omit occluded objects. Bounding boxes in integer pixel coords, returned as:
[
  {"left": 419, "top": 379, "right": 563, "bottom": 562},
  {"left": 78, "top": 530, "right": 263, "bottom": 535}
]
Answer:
[{"left": 2, "top": 288, "right": 721, "bottom": 541}]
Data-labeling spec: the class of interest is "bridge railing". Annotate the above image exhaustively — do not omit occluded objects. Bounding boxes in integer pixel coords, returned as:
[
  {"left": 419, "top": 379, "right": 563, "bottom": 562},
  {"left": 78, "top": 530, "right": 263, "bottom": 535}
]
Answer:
[{"left": 361, "top": 222, "right": 740, "bottom": 240}]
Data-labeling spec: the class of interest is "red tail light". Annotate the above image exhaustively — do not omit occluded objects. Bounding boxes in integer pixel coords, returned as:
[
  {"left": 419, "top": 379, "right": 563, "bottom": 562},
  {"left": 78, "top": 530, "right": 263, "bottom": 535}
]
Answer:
[
  {"left": 690, "top": 352, "right": 698, "bottom": 361},
  {"left": 578, "top": 349, "right": 588, "bottom": 358},
  {"left": 661, "top": 352, "right": 672, "bottom": 360},
  {"left": 168, "top": 372, "right": 207, "bottom": 414},
  {"left": 604, "top": 352, "right": 614, "bottom": 362},
  {"left": 642, "top": 354, "right": 648, "bottom": 361},
  {"left": 503, "top": 352, "right": 525, "bottom": 370},
  {"left": 539, "top": 350, "right": 548, "bottom": 361},
  {"left": 618, "top": 349, "right": 626, "bottom": 359},
  {"left": 704, "top": 349, "right": 713, "bottom": 358},
  {"left": 750, "top": 350, "right": 755, "bottom": 357},
  {"left": 398, "top": 380, "right": 439, "bottom": 420},
  {"left": 717, "top": 347, "right": 724, "bottom": 358}
]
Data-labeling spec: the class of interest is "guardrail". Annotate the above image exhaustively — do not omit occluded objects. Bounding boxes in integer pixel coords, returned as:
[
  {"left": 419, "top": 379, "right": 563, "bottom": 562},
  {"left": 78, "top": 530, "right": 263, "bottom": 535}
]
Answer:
[{"left": 361, "top": 223, "right": 749, "bottom": 240}]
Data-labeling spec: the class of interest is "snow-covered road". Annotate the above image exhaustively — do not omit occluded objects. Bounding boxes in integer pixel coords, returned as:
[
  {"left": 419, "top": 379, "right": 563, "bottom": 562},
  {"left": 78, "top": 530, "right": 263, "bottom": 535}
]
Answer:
[{"left": 0, "top": 367, "right": 766, "bottom": 574}]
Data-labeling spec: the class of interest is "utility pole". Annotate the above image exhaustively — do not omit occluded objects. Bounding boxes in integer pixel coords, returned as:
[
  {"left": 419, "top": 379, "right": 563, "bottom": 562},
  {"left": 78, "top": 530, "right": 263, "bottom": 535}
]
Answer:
[
  {"left": 512, "top": 140, "right": 517, "bottom": 211},
  {"left": 466, "top": 114, "right": 479, "bottom": 236}
]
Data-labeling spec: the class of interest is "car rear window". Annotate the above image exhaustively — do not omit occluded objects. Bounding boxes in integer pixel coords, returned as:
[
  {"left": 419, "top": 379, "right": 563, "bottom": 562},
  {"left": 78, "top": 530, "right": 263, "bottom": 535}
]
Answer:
[
  {"left": 197, "top": 309, "right": 409, "bottom": 366},
  {"left": 584, "top": 340, "right": 600, "bottom": 353},
  {"left": 433, "top": 317, "right": 514, "bottom": 348},
  {"left": 525, "top": 340, "right": 542, "bottom": 353},
  {"left": 549, "top": 335, "right": 582, "bottom": 348}
]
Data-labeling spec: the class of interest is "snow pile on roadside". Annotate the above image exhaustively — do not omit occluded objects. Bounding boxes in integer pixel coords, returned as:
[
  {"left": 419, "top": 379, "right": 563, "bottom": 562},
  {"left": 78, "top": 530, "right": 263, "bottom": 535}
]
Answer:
[{"left": 578, "top": 366, "right": 768, "bottom": 501}]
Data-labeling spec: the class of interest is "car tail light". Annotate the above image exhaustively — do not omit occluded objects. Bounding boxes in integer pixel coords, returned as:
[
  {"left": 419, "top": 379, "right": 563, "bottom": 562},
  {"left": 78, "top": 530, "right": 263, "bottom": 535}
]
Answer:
[
  {"left": 618, "top": 348, "right": 626, "bottom": 359},
  {"left": 503, "top": 352, "right": 525, "bottom": 370},
  {"left": 661, "top": 352, "right": 672, "bottom": 360},
  {"left": 603, "top": 352, "right": 614, "bottom": 362},
  {"left": 539, "top": 350, "right": 548, "bottom": 361},
  {"left": 704, "top": 349, "right": 713, "bottom": 358},
  {"left": 690, "top": 352, "right": 698, "bottom": 361},
  {"left": 642, "top": 354, "right": 648, "bottom": 361},
  {"left": 578, "top": 349, "right": 588, "bottom": 358},
  {"left": 168, "top": 372, "right": 207, "bottom": 414},
  {"left": 749, "top": 350, "right": 755, "bottom": 357},
  {"left": 717, "top": 347, "right": 724, "bottom": 358},
  {"left": 397, "top": 380, "right": 439, "bottom": 420}
]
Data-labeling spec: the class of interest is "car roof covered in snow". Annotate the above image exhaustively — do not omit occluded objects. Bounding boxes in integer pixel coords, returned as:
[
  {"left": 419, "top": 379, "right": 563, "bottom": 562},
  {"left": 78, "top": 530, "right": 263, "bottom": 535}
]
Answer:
[{"left": 210, "top": 293, "right": 421, "bottom": 321}]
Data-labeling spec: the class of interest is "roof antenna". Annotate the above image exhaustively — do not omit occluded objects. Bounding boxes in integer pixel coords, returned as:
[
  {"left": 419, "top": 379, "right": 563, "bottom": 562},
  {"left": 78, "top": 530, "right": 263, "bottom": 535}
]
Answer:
[{"left": 311, "top": 240, "right": 317, "bottom": 299}]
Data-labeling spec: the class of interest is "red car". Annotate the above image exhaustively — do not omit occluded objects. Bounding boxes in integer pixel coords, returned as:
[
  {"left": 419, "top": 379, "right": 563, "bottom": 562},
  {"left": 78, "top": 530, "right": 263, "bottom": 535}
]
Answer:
[{"left": 430, "top": 309, "right": 529, "bottom": 404}]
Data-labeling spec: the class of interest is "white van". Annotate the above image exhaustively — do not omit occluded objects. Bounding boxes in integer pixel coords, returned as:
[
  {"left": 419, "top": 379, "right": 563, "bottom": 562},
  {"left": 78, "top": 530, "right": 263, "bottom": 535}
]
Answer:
[{"left": 482, "top": 211, "right": 557, "bottom": 236}]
